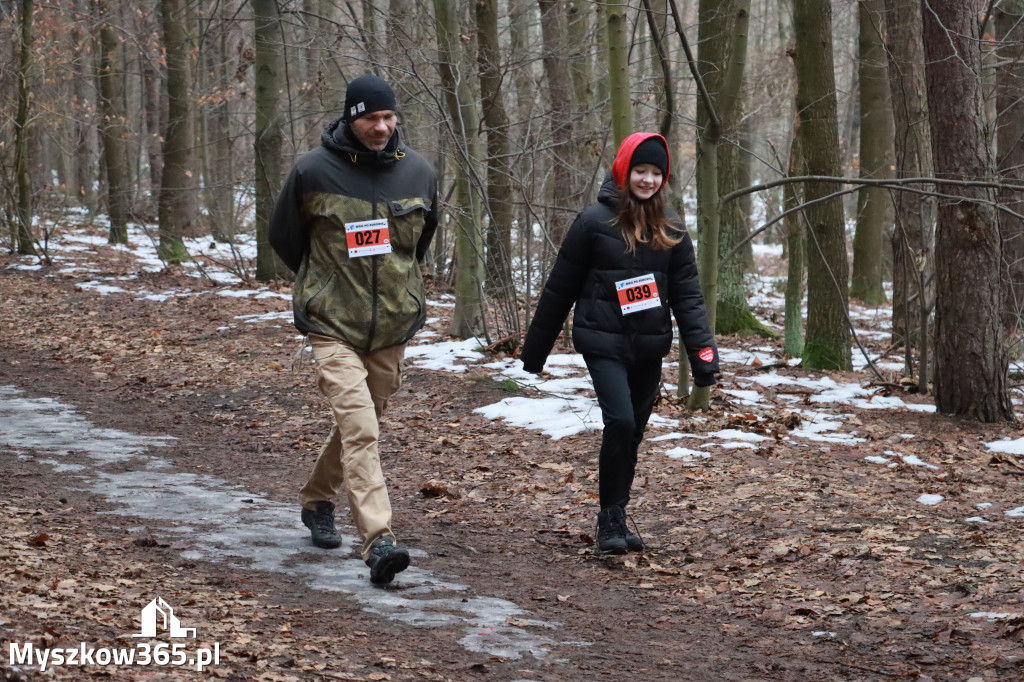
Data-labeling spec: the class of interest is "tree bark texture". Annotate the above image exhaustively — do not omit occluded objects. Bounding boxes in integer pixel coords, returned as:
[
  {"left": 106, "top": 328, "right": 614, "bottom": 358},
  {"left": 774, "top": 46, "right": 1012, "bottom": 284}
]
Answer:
[
  {"left": 435, "top": 0, "right": 485, "bottom": 339},
  {"left": 708, "top": 1, "right": 771, "bottom": 338},
  {"left": 883, "top": 0, "right": 935, "bottom": 377},
  {"left": 695, "top": 0, "right": 747, "bottom": 331},
  {"left": 538, "top": 0, "right": 579, "bottom": 246},
  {"left": 850, "top": 0, "right": 894, "bottom": 305},
  {"left": 784, "top": 115, "right": 806, "bottom": 358},
  {"left": 996, "top": 0, "right": 1024, "bottom": 342},
  {"left": 158, "top": 0, "right": 195, "bottom": 262},
  {"left": 476, "top": 0, "right": 515, "bottom": 311},
  {"left": 606, "top": 0, "right": 631, "bottom": 145},
  {"left": 253, "top": 0, "right": 289, "bottom": 280},
  {"left": 97, "top": 0, "right": 129, "bottom": 244},
  {"left": 71, "top": 0, "right": 97, "bottom": 212},
  {"left": 793, "top": 0, "right": 851, "bottom": 370},
  {"left": 922, "top": 0, "right": 1013, "bottom": 421},
  {"left": 14, "top": 0, "right": 37, "bottom": 256}
]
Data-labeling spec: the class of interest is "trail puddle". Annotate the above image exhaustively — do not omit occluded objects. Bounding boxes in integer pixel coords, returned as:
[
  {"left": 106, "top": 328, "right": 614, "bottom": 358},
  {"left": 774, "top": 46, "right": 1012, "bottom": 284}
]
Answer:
[{"left": 0, "top": 385, "right": 564, "bottom": 660}]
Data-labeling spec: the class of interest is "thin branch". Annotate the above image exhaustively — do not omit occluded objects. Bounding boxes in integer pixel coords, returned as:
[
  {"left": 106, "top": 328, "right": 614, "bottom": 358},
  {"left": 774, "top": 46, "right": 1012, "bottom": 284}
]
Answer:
[
  {"left": 719, "top": 174, "right": 1024, "bottom": 206},
  {"left": 666, "top": 0, "right": 721, "bottom": 136},
  {"left": 722, "top": 181, "right": 1024, "bottom": 265}
]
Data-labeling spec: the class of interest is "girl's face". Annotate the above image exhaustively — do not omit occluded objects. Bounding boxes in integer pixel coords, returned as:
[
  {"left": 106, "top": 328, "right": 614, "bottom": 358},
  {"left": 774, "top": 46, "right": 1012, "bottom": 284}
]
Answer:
[{"left": 628, "top": 164, "right": 664, "bottom": 201}]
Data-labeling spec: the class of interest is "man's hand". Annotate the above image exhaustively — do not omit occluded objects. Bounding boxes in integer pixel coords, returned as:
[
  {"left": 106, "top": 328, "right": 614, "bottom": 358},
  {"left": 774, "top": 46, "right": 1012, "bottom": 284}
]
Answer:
[{"left": 686, "top": 385, "right": 712, "bottom": 412}]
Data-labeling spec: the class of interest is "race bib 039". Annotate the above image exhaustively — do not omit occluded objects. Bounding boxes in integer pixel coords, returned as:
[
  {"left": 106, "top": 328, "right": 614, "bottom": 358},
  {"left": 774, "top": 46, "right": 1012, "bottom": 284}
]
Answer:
[
  {"left": 345, "top": 218, "right": 393, "bottom": 258},
  {"left": 615, "top": 273, "right": 661, "bottom": 315}
]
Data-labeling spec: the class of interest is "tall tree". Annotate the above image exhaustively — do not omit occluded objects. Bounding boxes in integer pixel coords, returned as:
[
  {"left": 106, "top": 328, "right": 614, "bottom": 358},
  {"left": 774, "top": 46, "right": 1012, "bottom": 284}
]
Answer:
[
  {"left": 883, "top": 0, "right": 934, "bottom": 389},
  {"left": 140, "top": 8, "right": 164, "bottom": 219},
  {"left": 606, "top": 0, "right": 631, "bottom": 144},
  {"left": 922, "top": 0, "right": 1013, "bottom": 421},
  {"left": 784, "top": 114, "right": 806, "bottom": 357},
  {"left": 792, "top": 0, "right": 851, "bottom": 370},
  {"left": 253, "top": 0, "right": 289, "bottom": 280},
  {"left": 602, "top": 0, "right": 626, "bottom": 143},
  {"left": 538, "top": 0, "right": 579, "bottom": 245},
  {"left": 476, "top": 0, "right": 515, "bottom": 309},
  {"left": 13, "top": 0, "right": 36, "bottom": 256},
  {"left": 849, "top": 0, "right": 894, "bottom": 304},
  {"left": 96, "top": 0, "right": 129, "bottom": 244},
  {"left": 694, "top": 0, "right": 747, "bottom": 330},
  {"left": 435, "top": 0, "right": 485, "bottom": 338},
  {"left": 996, "top": 0, "right": 1024, "bottom": 341},
  {"left": 704, "top": 0, "right": 773, "bottom": 338},
  {"left": 157, "top": 0, "right": 194, "bottom": 263},
  {"left": 70, "top": 0, "right": 97, "bottom": 213}
]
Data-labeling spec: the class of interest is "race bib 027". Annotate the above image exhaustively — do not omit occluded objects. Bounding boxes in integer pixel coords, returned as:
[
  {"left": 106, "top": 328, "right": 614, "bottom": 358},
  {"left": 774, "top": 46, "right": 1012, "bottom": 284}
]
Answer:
[
  {"left": 615, "top": 273, "right": 662, "bottom": 315},
  {"left": 345, "top": 218, "right": 393, "bottom": 258}
]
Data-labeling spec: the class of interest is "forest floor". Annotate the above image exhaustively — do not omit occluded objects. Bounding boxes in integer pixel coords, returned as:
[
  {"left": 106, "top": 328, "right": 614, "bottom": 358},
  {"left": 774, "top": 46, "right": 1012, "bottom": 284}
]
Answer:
[{"left": 2, "top": 223, "right": 1024, "bottom": 681}]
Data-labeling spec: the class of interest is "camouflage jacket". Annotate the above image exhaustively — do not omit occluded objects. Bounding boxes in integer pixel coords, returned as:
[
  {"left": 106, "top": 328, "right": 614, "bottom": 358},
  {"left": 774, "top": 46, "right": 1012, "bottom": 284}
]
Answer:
[{"left": 270, "top": 119, "right": 438, "bottom": 353}]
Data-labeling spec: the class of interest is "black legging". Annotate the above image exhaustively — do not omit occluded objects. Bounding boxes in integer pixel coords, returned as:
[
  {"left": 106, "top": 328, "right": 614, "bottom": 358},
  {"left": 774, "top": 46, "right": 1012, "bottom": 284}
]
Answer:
[{"left": 584, "top": 354, "right": 663, "bottom": 509}]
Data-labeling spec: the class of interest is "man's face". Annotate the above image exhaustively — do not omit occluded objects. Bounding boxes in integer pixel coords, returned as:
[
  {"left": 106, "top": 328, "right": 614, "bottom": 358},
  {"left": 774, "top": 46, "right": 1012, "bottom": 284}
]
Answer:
[{"left": 350, "top": 110, "right": 397, "bottom": 151}]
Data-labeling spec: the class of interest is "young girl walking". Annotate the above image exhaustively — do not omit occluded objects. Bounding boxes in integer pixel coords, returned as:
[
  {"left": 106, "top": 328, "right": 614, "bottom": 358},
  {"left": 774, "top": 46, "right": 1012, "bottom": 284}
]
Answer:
[{"left": 520, "top": 132, "right": 719, "bottom": 554}]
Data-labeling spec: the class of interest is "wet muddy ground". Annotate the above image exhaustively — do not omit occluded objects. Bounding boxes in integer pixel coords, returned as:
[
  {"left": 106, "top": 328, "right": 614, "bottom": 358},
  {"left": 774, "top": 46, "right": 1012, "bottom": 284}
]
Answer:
[{"left": 2, "top": 238, "right": 1023, "bottom": 681}]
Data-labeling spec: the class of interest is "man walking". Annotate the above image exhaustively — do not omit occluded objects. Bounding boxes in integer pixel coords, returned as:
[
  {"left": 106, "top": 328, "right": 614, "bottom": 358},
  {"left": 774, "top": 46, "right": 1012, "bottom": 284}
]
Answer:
[{"left": 270, "top": 74, "right": 438, "bottom": 585}]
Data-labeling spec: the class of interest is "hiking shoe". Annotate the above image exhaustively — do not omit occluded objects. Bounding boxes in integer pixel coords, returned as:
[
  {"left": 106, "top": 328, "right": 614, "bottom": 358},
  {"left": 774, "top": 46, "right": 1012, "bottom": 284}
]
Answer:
[
  {"left": 622, "top": 511, "right": 644, "bottom": 551},
  {"left": 365, "top": 535, "right": 410, "bottom": 585},
  {"left": 300, "top": 501, "right": 343, "bottom": 549},
  {"left": 596, "top": 506, "right": 628, "bottom": 554}
]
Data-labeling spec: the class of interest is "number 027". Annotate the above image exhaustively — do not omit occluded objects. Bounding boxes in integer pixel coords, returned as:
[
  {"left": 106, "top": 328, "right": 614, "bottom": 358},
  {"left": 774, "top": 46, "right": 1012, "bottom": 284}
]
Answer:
[{"left": 353, "top": 230, "right": 380, "bottom": 246}]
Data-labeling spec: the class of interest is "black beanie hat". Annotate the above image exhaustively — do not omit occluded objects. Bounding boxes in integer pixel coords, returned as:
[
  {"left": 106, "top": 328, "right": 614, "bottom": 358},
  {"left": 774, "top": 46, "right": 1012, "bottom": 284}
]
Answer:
[
  {"left": 630, "top": 137, "right": 669, "bottom": 176},
  {"left": 343, "top": 74, "right": 397, "bottom": 122}
]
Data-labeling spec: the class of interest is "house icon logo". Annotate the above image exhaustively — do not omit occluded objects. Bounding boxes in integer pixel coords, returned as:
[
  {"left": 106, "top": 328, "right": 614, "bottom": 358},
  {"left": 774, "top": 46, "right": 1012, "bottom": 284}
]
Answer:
[{"left": 132, "top": 597, "right": 196, "bottom": 638}]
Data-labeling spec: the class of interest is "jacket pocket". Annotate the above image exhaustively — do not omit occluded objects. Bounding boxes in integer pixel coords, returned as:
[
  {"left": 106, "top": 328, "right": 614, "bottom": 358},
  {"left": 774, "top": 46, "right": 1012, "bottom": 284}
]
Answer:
[
  {"left": 388, "top": 197, "right": 430, "bottom": 217},
  {"left": 304, "top": 271, "right": 336, "bottom": 319}
]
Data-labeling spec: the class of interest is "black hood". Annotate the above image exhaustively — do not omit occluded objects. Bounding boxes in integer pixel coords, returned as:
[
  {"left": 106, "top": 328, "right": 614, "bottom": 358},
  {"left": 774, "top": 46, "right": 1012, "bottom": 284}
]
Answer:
[
  {"left": 321, "top": 117, "right": 403, "bottom": 166},
  {"left": 596, "top": 171, "right": 621, "bottom": 211}
]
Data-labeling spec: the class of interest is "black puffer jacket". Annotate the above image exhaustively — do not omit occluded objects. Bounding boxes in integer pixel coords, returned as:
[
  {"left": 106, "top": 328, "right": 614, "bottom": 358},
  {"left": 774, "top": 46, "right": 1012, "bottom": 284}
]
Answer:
[{"left": 520, "top": 173, "right": 719, "bottom": 386}]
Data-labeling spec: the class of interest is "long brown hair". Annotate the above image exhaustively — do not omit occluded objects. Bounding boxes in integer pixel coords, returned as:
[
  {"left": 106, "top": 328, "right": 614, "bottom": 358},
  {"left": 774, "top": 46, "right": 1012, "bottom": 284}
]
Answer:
[{"left": 616, "top": 186, "right": 682, "bottom": 253}]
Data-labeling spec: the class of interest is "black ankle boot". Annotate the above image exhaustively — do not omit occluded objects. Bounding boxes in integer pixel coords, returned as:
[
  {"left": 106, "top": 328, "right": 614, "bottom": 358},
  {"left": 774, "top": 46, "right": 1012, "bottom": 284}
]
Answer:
[
  {"left": 596, "top": 505, "right": 628, "bottom": 554},
  {"left": 621, "top": 510, "right": 644, "bottom": 551}
]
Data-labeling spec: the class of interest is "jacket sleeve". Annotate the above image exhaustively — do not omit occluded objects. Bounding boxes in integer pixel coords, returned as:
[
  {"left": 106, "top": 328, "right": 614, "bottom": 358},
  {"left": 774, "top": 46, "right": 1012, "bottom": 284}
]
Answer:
[
  {"left": 415, "top": 184, "right": 439, "bottom": 263},
  {"left": 667, "top": 232, "right": 720, "bottom": 386},
  {"left": 519, "top": 214, "right": 592, "bottom": 373},
  {"left": 269, "top": 165, "right": 308, "bottom": 274}
]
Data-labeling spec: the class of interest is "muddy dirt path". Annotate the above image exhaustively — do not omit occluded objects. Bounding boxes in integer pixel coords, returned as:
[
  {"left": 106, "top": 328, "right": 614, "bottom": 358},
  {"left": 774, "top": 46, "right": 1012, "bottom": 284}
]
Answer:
[{"left": 2, "top": 248, "right": 1022, "bottom": 681}]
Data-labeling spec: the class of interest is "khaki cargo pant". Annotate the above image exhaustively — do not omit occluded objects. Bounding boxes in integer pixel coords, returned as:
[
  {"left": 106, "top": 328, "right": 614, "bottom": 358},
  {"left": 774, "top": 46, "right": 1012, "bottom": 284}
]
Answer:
[{"left": 298, "top": 333, "right": 405, "bottom": 561}]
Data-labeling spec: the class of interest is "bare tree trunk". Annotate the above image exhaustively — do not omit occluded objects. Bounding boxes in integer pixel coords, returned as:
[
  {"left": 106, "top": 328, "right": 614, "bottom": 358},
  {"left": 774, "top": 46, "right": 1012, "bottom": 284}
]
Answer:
[
  {"left": 695, "top": 0, "right": 747, "bottom": 330},
  {"left": 849, "top": 0, "right": 894, "bottom": 305},
  {"left": 141, "top": 20, "right": 164, "bottom": 221},
  {"left": 784, "top": 114, "right": 805, "bottom": 357},
  {"left": 253, "top": 0, "right": 289, "bottom": 280},
  {"left": 435, "top": 0, "right": 485, "bottom": 338},
  {"left": 14, "top": 0, "right": 37, "bottom": 256},
  {"left": 883, "top": 0, "right": 934, "bottom": 389},
  {"left": 605, "top": 0, "right": 632, "bottom": 144},
  {"left": 97, "top": 0, "right": 129, "bottom": 244},
  {"left": 158, "top": 0, "right": 195, "bottom": 263},
  {"left": 707, "top": 1, "right": 771, "bottom": 338},
  {"left": 923, "top": 0, "right": 1013, "bottom": 421},
  {"left": 71, "top": 0, "right": 97, "bottom": 213},
  {"left": 476, "top": 0, "right": 515, "bottom": 313},
  {"left": 205, "top": 0, "right": 239, "bottom": 242},
  {"left": 996, "top": 0, "right": 1024, "bottom": 345},
  {"left": 793, "top": 0, "right": 850, "bottom": 370},
  {"left": 538, "top": 0, "right": 579, "bottom": 245}
]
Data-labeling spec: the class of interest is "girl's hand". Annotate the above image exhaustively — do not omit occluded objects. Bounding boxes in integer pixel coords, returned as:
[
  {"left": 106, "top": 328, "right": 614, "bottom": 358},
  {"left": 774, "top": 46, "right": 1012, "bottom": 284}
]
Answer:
[{"left": 686, "top": 385, "right": 712, "bottom": 412}]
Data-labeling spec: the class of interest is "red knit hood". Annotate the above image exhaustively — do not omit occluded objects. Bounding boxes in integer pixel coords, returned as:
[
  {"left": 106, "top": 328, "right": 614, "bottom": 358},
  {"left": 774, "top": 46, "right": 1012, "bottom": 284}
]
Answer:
[{"left": 611, "top": 132, "right": 671, "bottom": 189}]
